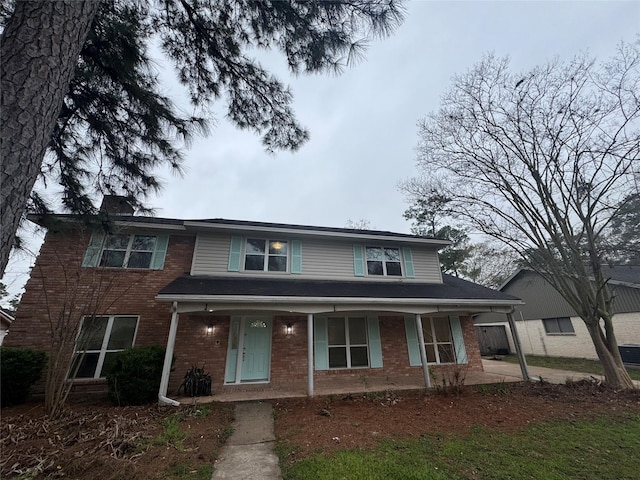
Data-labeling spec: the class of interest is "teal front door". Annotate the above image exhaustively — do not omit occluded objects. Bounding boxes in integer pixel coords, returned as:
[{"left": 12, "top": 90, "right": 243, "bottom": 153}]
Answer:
[{"left": 225, "top": 316, "right": 272, "bottom": 384}]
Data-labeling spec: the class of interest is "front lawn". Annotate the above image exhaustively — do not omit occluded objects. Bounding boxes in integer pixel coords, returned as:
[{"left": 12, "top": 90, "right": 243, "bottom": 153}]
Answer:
[
  {"left": 279, "top": 412, "right": 640, "bottom": 480},
  {"left": 501, "top": 354, "right": 640, "bottom": 381}
]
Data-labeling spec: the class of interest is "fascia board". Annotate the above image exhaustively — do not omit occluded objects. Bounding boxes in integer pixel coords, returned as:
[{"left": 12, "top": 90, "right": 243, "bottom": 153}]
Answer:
[
  {"left": 156, "top": 293, "right": 522, "bottom": 307},
  {"left": 182, "top": 221, "right": 450, "bottom": 247}
]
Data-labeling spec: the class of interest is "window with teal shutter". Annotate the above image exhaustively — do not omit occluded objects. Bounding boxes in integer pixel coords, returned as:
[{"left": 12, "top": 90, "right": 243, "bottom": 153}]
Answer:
[
  {"left": 228, "top": 237, "right": 243, "bottom": 271},
  {"left": 449, "top": 316, "right": 468, "bottom": 364},
  {"left": 404, "top": 315, "right": 422, "bottom": 366},
  {"left": 402, "top": 247, "right": 415, "bottom": 278},
  {"left": 367, "top": 316, "right": 383, "bottom": 368},
  {"left": 314, "top": 317, "right": 328, "bottom": 370},
  {"left": 150, "top": 235, "right": 169, "bottom": 270},
  {"left": 353, "top": 245, "right": 365, "bottom": 276},
  {"left": 82, "top": 231, "right": 105, "bottom": 267},
  {"left": 291, "top": 240, "right": 302, "bottom": 274}
]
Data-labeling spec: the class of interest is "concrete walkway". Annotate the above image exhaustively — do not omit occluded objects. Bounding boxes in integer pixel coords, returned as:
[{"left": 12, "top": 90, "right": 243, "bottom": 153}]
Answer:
[
  {"left": 482, "top": 358, "right": 640, "bottom": 387},
  {"left": 211, "top": 401, "right": 282, "bottom": 479}
]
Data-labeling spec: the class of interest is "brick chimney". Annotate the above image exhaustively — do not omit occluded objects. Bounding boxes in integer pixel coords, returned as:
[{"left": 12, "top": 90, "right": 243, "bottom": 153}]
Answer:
[{"left": 99, "top": 195, "right": 135, "bottom": 215}]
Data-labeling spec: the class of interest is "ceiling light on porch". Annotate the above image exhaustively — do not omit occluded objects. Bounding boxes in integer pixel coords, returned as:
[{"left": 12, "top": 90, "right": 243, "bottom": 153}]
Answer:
[{"left": 272, "top": 241, "right": 283, "bottom": 250}]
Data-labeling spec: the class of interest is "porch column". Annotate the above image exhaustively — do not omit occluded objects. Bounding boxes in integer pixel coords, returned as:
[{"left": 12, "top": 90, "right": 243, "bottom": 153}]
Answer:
[
  {"left": 307, "top": 313, "right": 314, "bottom": 396},
  {"left": 506, "top": 311, "right": 530, "bottom": 381},
  {"left": 415, "top": 314, "right": 431, "bottom": 388},
  {"left": 158, "top": 302, "right": 181, "bottom": 406}
]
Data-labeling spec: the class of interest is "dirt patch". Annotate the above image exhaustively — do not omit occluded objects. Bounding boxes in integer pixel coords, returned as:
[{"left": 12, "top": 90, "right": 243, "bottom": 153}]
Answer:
[
  {"left": 2, "top": 381, "right": 639, "bottom": 479},
  {"left": 274, "top": 381, "right": 640, "bottom": 460},
  {"left": 1, "top": 399, "right": 234, "bottom": 479}
]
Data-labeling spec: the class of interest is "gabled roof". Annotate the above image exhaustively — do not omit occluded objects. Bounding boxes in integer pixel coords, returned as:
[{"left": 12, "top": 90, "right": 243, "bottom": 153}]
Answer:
[
  {"left": 28, "top": 214, "right": 450, "bottom": 247},
  {"left": 500, "top": 266, "right": 640, "bottom": 291}
]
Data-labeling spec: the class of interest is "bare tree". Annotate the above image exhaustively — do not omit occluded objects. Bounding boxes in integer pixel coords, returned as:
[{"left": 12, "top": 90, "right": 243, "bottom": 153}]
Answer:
[
  {"left": 29, "top": 223, "right": 148, "bottom": 418},
  {"left": 413, "top": 42, "right": 640, "bottom": 388}
]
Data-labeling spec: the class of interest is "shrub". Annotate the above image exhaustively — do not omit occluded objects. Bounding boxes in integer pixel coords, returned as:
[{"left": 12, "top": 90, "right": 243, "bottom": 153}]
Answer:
[
  {"left": 178, "top": 364, "right": 212, "bottom": 397},
  {"left": 0, "top": 347, "right": 47, "bottom": 407},
  {"left": 106, "top": 345, "right": 165, "bottom": 406}
]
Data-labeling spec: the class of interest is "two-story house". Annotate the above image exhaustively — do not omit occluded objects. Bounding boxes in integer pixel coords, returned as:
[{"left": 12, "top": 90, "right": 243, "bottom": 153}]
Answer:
[{"left": 7, "top": 197, "right": 521, "bottom": 404}]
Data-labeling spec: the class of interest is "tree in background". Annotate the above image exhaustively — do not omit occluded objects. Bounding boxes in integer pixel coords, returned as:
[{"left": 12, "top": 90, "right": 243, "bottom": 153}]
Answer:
[
  {"left": 0, "top": 0, "right": 406, "bottom": 275},
  {"left": 401, "top": 176, "right": 473, "bottom": 277},
  {"left": 603, "top": 192, "right": 640, "bottom": 264},
  {"left": 410, "top": 42, "right": 640, "bottom": 388}
]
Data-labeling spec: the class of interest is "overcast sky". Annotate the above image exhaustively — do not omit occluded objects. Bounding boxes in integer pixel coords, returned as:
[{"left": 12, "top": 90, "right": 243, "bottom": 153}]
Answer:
[{"left": 2, "top": 0, "right": 639, "bottom": 302}]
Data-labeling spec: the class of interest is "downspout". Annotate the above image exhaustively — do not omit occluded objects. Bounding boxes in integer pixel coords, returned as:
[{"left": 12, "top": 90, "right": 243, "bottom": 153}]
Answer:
[
  {"left": 158, "top": 301, "right": 181, "bottom": 406},
  {"left": 415, "top": 314, "right": 431, "bottom": 388},
  {"left": 506, "top": 309, "right": 530, "bottom": 381},
  {"left": 307, "top": 313, "right": 314, "bottom": 396}
]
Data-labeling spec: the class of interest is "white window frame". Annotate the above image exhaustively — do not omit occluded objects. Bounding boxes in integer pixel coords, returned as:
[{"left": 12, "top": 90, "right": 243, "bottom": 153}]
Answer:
[
  {"left": 365, "top": 246, "right": 403, "bottom": 276},
  {"left": 327, "top": 316, "right": 370, "bottom": 369},
  {"left": 542, "top": 317, "right": 575, "bottom": 335},
  {"left": 422, "top": 316, "right": 456, "bottom": 364},
  {"left": 71, "top": 315, "right": 139, "bottom": 379},
  {"left": 99, "top": 234, "right": 157, "bottom": 269},
  {"left": 244, "top": 238, "right": 289, "bottom": 272}
]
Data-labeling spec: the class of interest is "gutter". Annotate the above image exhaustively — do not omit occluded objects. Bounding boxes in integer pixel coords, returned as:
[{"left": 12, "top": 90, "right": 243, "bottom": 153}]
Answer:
[{"left": 158, "top": 302, "right": 181, "bottom": 407}]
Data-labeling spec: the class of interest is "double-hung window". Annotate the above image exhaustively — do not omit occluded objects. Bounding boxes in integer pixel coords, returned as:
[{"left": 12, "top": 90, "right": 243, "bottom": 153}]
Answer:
[
  {"left": 423, "top": 316, "right": 456, "bottom": 364},
  {"left": 70, "top": 315, "right": 139, "bottom": 379},
  {"left": 99, "top": 234, "right": 156, "bottom": 268},
  {"left": 365, "top": 247, "right": 402, "bottom": 276},
  {"left": 542, "top": 317, "right": 575, "bottom": 335},
  {"left": 327, "top": 317, "right": 369, "bottom": 368},
  {"left": 244, "top": 239, "right": 288, "bottom": 272}
]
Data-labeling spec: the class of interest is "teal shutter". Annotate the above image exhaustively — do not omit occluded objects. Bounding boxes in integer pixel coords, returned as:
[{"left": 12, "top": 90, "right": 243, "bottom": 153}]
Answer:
[
  {"left": 82, "top": 231, "right": 105, "bottom": 267},
  {"left": 291, "top": 240, "right": 302, "bottom": 274},
  {"left": 402, "top": 247, "right": 415, "bottom": 278},
  {"left": 314, "top": 317, "right": 328, "bottom": 370},
  {"left": 353, "top": 245, "right": 365, "bottom": 277},
  {"left": 150, "top": 235, "right": 169, "bottom": 270},
  {"left": 228, "top": 237, "right": 243, "bottom": 271},
  {"left": 367, "top": 316, "right": 383, "bottom": 368},
  {"left": 404, "top": 315, "right": 422, "bottom": 367},
  {"left": 450, "top": 316, "right": 468, "bottom": 364}
]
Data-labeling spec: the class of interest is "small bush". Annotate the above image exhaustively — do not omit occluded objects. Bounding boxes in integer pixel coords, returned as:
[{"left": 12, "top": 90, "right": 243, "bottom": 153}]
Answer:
[
  {"left": 178, "top": 364, "right": 212, "bottom": 397},
  {"left": 0, "top": 347, "right": 47, "bottom": 407},
  {"left": 106, "top": 345, "right": 165, "bottom": 406}
]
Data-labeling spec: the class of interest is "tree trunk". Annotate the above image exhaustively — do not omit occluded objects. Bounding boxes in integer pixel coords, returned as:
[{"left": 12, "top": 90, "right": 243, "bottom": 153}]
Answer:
[
  {"left": 0, "top": 0, "right": 101, "bottom": 275},
  {"left": 584, "top": 320, "right": 635, "bottom": 389}
]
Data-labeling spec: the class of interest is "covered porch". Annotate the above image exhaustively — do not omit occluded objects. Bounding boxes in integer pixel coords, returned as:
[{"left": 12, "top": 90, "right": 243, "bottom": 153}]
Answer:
[{"left": 155, "top": 275, "right": 529, "bottom": 406}]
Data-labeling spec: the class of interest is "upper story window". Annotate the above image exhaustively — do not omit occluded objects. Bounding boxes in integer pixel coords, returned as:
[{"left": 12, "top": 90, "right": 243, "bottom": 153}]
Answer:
[
  {"left": 365, "top": 246, "right": 402, "bottom": 276},
  {"left": 100, "top": 234, "right": 156, "bottom": 268},
  {"left": 244, "top": 239, "right": 288, "bottom": 272},
  {"left": 70, "top": 315, "right": 139, "bottom": 379},
  {"left": 83, "top": 231, "right": 169, "bottom": 270}
]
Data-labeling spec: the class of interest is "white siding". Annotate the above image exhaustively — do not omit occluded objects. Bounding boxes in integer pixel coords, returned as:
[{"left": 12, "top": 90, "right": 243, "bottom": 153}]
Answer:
[
  {"left": 191, "top": 233, "right": 444, "bottom": 283},
  {"left": 501, "top": 312, "right": 640, "bottom": 360}
]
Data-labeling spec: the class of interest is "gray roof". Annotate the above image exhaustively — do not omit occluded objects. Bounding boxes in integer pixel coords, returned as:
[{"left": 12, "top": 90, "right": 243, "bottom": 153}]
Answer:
[
  {"left": 28, "top": 214, "right": 448, "bottom": 244},
  {"left": 158, "top": 273, "right": 521, "bottom": 302}
]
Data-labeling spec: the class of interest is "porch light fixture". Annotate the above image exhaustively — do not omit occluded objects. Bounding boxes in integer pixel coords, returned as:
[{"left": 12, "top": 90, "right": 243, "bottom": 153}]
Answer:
[
  {"left": 206, "top": 324, "right": 214, "bottom": 335},
  {"left": 286, "top": 323, "right": 293, "bottom": 335}
]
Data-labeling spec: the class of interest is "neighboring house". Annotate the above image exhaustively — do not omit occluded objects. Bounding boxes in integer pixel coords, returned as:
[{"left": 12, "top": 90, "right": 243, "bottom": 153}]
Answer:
[
  {"left": 7, "top": 197, "right": 522, "bottom": 403},
  {"left": 0, "top": 308, "right": 13, "bottom": 345},
  {"left": 475, "top": 268, "right": 640, "bottom": 361}
]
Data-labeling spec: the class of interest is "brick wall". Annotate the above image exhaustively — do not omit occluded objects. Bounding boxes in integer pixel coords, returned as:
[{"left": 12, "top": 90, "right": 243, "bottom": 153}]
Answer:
[
  {"left": 6, "top": 227, "right": 195, "bottom": 394},
  {"left": 168, "top": 313, "right": 482, "bottom": 396}
]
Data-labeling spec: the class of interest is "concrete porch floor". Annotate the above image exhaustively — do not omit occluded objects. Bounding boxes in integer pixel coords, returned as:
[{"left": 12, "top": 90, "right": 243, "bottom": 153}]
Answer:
[{"left": 174, "top": 359, "right": 563, "bottom": 404}]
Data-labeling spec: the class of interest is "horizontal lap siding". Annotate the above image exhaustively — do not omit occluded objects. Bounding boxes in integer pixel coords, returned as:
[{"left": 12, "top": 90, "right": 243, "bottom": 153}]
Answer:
[
  {"left": 191, "top": 234, "right": 231, "bottom": 275},
  {"left": 191, "top": 234, "right": 444, "bottom": 283}
]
